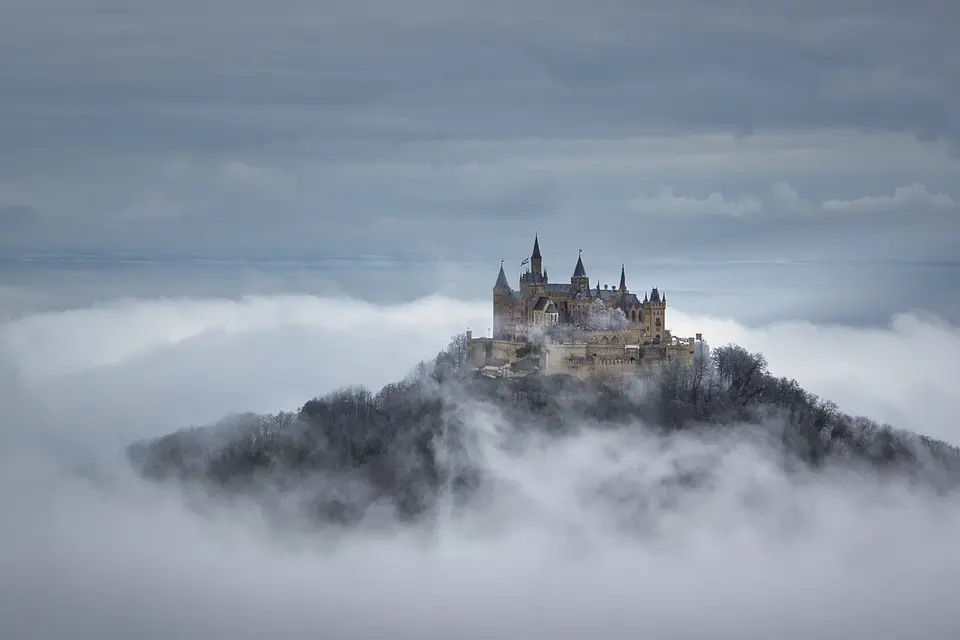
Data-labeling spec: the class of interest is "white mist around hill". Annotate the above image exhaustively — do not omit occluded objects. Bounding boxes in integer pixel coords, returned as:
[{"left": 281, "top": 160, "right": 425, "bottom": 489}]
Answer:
[{"left": 1, "top": 293, "right": 959, "bottom": 639}]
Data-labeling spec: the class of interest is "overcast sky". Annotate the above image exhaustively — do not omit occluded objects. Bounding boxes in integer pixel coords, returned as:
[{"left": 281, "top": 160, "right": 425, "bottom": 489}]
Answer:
[{"left": 1, "top": 0, "right": 958, "bottom": 322}]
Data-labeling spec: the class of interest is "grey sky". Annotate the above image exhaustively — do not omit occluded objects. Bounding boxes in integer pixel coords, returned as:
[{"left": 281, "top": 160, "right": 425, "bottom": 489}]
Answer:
[{"left": 1, "top": 0, "right": 959, "bottom": 323}]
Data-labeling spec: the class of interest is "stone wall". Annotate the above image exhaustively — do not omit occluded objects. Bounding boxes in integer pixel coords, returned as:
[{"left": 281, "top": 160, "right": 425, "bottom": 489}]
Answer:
[{"left": 467, "top": 338, "right": 524, "bottom": 368}]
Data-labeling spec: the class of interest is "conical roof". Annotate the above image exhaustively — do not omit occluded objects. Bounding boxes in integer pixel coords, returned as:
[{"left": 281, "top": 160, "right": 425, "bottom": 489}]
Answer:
[
  {"left": 531, "top": 234, "right": 542, "bottom": 260},
  {"left": 572, "top": 250, "right": 587, "bottom": 278},
  {"left": 494, "top": 261, "right": 511, "bottom": 292}
]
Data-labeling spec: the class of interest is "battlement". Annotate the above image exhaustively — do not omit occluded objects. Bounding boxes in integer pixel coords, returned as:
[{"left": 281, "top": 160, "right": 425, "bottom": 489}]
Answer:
[{"left": 466, "top": 332, "right": 704, "bottom": 380}]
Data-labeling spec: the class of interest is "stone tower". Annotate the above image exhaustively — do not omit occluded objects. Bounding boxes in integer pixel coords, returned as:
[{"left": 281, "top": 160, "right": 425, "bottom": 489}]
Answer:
[
  {"left": 531, "top": 233, "right": 543, "bottom": 281},
  {"left": 570, "top": 249, "right": 589, "bottom": 293},
  {"left": 492, "top": 260, "right": 513, "bottom": 339},
  {"left": 644, "top": 287, "right": 667, "bottom": 342}
]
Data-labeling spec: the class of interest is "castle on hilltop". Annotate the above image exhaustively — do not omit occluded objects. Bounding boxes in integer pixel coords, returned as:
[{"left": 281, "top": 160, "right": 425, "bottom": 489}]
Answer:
[{"left": 467, "top": 234, "right": 705, "bottom": 379}]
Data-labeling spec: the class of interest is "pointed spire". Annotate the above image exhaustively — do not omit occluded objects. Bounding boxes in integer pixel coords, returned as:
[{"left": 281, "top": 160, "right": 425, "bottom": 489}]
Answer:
[
  {"left": 494, "top": 260, "right": 510, "bottom": 292},
  {"left": 531, "top": 233, "right": 542, "bottom": 260},
  {"left": 572, "top": 249, "right": 587, "bottom": 279},
  {"left": 619, "top": 264, "right": 626, "bottom": 291}
]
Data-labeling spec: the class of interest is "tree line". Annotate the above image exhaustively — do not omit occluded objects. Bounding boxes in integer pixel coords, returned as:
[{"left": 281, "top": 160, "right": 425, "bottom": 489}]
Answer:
[{"left": 127, "top": 332, "right": 960, "bottom": 525}]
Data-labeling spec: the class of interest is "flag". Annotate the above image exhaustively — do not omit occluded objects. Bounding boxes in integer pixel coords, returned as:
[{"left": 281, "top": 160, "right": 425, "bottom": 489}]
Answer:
[{"left": 520, "top": 257, "right": 530, "bottom": 266}]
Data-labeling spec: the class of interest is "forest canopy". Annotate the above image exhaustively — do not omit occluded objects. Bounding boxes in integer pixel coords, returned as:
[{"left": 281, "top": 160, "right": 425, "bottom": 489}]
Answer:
[{"left": 128, "top": 332, "right": 960, "bottom": 527}]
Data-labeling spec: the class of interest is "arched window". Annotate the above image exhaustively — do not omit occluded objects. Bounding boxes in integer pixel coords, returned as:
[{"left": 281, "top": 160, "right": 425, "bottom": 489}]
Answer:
[
  {"left": 611, "top": 336, "right": 619, "bottom": 345},
  {"left": 655, "top": 317, "right": 662, "bottom": 329},
  {"left": 601, "top": 336, "right": 609, "bottom": 345}
]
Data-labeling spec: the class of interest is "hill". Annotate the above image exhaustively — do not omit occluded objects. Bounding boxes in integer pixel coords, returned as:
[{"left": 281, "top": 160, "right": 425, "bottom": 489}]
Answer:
[{"left": 127, "top": 333, "right": 960, "bottom": 526}]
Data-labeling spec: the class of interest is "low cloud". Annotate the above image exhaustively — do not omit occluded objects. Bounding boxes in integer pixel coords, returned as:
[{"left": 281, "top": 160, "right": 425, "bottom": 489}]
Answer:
[
  {"left": 219, "top": 161, "right": 294, "bottom": 198},
  {"left": 630, "top": 186, "right": 763, "bottom": 217},
  {"left": 768, "top": 180, "right": 813, "bottom": 214},
  {"left": 629, "top": 180, "right": 957, "bottom": 220},
  {"left": 1, "top": 292, "right": 959, "bottom": 639},
  {"left": 117, "top": 193, "right": 192, "bottom": 221},
  {"left": 822, "top": 182, "right": 955, "bottom": 213}
]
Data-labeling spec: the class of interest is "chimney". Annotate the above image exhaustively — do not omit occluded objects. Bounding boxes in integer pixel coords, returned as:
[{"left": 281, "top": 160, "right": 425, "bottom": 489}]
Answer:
[{"left": 695, "top": 332, "right": 702, "bottom": 341}]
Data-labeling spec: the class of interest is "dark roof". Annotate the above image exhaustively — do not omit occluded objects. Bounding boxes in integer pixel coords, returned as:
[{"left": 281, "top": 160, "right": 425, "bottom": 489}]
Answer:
[
  {"left": 650, "top": 287, "right": 661, "bottom": 303},
  {"left": 533, "top": 296, "right": 557, "bottom": 312},
  {"left": 494, "top": 262, "right": 511, "bottom": 292},
  {"left": 595, "top": 289, "right": 618, "bottom": 301},
  {"left": 572, "top": 251, "right": 587, "bottom": 278},
  {"left": 620, "top": 293, "right": 640, "bottom": 305},
  {"left": 546, "top": 283, "right": 572, "bottom": 294},
  {"left": 531, "top": 234, "right": 542, "bottom": 259}
]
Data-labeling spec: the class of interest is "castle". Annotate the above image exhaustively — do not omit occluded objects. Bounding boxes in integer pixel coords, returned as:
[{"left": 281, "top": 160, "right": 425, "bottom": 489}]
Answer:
[{"left": 467, "top": 234, "right": 705, "bottom": 379}]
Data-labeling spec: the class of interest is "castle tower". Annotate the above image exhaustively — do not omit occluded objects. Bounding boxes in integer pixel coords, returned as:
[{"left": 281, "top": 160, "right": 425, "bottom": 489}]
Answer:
[
  {"left": 571, "top": 249, "right": 589, "bottom": 293},
  {"left": 531, "top": 234, "right": 543, "bottom": 281},
  {"left": 645, "top": 286, "right": 667, "bottom": 342},
  {"left": 493, "top": 260, "right": 513, "bottom": 339}
]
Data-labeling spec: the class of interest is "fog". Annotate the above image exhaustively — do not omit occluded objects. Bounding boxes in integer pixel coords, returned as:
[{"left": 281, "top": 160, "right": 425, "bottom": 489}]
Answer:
[{"left": 2, "top": 293, "right": 959, "bottom": 639}]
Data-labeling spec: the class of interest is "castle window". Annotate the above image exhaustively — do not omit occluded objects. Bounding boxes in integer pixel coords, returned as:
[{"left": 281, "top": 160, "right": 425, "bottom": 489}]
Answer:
[
  {"left": 601, "top": 336, "right": 609, "bottom": 345},
  {"left": 611, "top": 336, "right": 619, "bottom": 345}
]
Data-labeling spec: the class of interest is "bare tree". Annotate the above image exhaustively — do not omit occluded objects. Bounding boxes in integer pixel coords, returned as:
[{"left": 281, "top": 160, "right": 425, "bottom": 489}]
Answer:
[{"left": 432, "top": 332, "right": 469, "bottom": 382}]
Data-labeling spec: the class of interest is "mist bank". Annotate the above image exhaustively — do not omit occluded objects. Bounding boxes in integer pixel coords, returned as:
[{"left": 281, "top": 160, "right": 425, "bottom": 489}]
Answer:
[{"left": 129, "top": 335, "right": 960, "bottom": 528}]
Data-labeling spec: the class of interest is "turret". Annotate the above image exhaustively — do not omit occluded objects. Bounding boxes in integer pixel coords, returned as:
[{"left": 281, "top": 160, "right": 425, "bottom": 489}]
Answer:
[
  {"left": 494, "top": 260, "right": 510, "bottom": 293},
  {"left": 618, "top": 264, "right": 627, "bottom": 292},
  {"left": 531, "top": 234, "right": 543, "bottom": 281},
  {"left": 492, "top": 260, "right": 514, "bottom": 340},
  {"left": 571, "top": 249, "right": 589, "bottom": 292},
  {"left": 645, "top": 286, "right": 666, "bottom": 343}
]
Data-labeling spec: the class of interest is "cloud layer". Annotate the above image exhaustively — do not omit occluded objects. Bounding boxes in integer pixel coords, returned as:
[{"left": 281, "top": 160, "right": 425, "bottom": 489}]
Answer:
[
  {"left": 1, "top": 1, "right": 958, "bottom": 265},
  {"left": 2, "top": 292, "right": 960, "bottom": 638}
]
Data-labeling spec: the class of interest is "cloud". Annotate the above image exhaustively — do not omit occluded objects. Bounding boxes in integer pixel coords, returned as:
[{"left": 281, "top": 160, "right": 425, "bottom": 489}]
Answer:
[
  {"left": 630, "top": 186, "right": 762, "bottom": 217},
  {"left": 2, "top": 0, "right": 959, "bottom": 262},
  {"left": 219, "top": 161, "right": 294, "bottom": 198},
  {"left": 767, "top": 180, "right": 814, "bottom": 214},
  {"left": 822, "top": 182, "right": 956, "bottom": 213},
  {"left": 626, "top": 179, "right": 956, "bottom": 221},
  {"left": 2, "top": 291, "right": 960, "bottom": 639},
  {"left": 1, "top": 291, "right": 960, "bottom": 638},
  {"left": 117, "top": 193, "right": 191, "bottom": 221}
]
